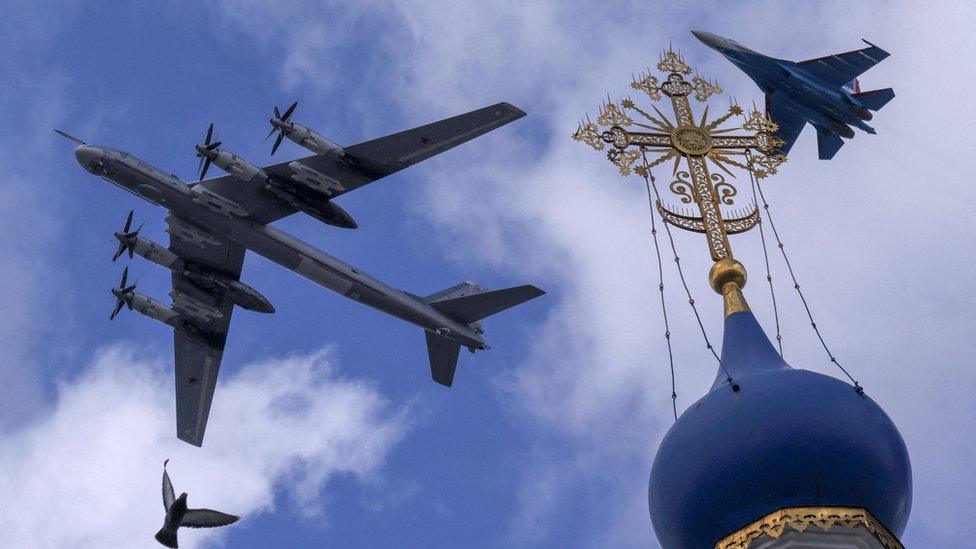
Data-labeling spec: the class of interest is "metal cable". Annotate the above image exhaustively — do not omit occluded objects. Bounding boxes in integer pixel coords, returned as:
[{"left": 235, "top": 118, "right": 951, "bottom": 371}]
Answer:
[
  {"left": 749, "top": 160, "right": 863, "bottom": 395},
  {"left": 639, "top": 152, "right": 735, "bottom": 388},
  {"left": 642, "top": 171, "right": 678, "bottom": 420},
  {"left": 748, "top": 167, "right": 784, "bottom": 357}
]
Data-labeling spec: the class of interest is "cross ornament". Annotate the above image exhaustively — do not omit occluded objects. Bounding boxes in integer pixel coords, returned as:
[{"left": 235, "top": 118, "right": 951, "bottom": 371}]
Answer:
[{"left": 574, "top": 48, "right": 787, "bottom": 262}]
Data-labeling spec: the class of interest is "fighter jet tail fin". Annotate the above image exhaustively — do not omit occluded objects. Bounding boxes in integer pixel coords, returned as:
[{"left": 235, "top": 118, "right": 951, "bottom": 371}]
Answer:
[
  {"left": 428, "top": 284, "right": 545, "bottom": 324},
  {"left": 815, "top": 126, "right": 846, "bottom": 160},
  {"left": 425, "top": 331, "right": 461, "bottom": 387},
  {"left": 853, "top": 87, "right": 895, "bottom": 111}
]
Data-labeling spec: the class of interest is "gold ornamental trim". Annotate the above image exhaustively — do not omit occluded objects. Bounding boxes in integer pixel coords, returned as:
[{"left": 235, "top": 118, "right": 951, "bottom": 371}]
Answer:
[
  {"left": 714, "top": 506, "right": 903, "bottom": 549},
  {"left": 670, "top": 125, "right": 714, "bottom": 155},
  {"left": 572, "top": 46, "right": 786, "bottom": 263}
]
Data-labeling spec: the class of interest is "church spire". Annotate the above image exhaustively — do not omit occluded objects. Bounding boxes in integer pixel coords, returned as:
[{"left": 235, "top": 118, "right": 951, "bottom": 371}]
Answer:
[{"left": 575, "top": 44, "right": 911, "bottom": 549}]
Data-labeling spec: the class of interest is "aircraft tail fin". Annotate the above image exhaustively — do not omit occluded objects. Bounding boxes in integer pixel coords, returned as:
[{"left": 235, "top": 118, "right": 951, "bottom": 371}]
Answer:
[
  {"left": 422, "top": 282, "right": 544, "bottom": 386},
  {"left": 427, "top": 284, "right": 545, "bottom": 324},
  {"left": 853, "top": 87, "right": 895, "bottom": 111},
  {"left": 425, "top": 331, "right": 462, "bottom": 387},
  {"left": 815, "top": 126, "right": 846, "bottom": 160},
  {"left": 155, "top": 527, "right": 178, "bottom": 549}
]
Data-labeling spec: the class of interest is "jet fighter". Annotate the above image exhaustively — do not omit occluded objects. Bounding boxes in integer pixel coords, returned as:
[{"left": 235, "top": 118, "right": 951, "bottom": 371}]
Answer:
[
  {"left": 692, "top": 30, "right": 894, "bottom": 159},
  {"left": 59, "top": 101, "right": 544, "bottom": 446}
]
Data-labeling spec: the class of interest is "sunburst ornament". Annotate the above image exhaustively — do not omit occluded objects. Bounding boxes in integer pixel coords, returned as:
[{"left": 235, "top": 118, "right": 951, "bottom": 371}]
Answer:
[{"left": 573, "top": 47, "right": 787, "bottom": 262}]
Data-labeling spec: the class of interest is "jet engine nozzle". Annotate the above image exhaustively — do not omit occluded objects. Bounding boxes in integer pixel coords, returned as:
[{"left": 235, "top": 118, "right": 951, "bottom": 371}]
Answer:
[
  {"left": 830, "top": 121, "right": 855, "bottom": 139},
  {"left": 850, "top": 105, "right": 873, "bottom": 121}
]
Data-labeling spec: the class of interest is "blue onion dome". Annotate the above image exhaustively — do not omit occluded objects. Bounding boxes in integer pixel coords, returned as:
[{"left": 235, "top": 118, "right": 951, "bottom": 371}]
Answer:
[{"left": 648, "top": 309, "right": 912, "bottom": 548}]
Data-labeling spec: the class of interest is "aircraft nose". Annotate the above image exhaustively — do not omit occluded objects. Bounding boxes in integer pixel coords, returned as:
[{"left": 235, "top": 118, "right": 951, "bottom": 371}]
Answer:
[
  {"left": 73, "top": 145, "right": 102, "bottom": 172},
  {"left": 691, "top": 30, "right": 722, "bottom": 49}
]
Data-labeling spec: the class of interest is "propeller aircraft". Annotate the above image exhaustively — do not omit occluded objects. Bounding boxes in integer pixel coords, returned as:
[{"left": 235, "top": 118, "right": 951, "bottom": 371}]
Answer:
[{"left": 60, "top": 102, "right": 544, "bottom": 446}]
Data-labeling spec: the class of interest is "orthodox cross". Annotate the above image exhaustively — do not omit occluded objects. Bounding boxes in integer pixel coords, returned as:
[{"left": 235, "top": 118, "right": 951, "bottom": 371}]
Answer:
[{"left": 573, "top": 48, "right": 786, "bottom": 263}]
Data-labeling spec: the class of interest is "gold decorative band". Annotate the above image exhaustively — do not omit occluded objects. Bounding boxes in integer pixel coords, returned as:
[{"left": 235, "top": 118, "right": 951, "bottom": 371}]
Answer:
[
  {"left": 656, "top": 201, "right": 761, "bottom": 235},
  {"left": 714, "top": 506, "right": 903, "bottom": 549}
]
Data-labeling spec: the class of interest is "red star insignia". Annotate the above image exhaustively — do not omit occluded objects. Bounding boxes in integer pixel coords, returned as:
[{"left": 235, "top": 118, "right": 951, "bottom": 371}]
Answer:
[
  {"left": 187, "top": 376, "right": 198, "bottom": 384},
  {"left": 419, "top": 136, "right": 430, "bottom": 144}
]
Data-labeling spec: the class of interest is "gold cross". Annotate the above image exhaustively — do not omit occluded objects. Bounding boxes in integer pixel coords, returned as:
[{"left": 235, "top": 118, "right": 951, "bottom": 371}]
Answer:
[{"left": 574, "top": 49, "right": 786, "bottom": 263}]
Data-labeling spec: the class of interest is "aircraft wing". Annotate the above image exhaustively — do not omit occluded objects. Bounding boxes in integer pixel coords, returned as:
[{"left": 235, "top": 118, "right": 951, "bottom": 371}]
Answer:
[
  {"left": 167, "top": 215, "right": 246, "bottom": 446},
  {"left": 765, "top": 94, "right": 807, "bottom": 156},
  {"left": 795, "top": 40, "right": 890, "bottom": 86},
  {"left": 197, "top": 102, "right": 526, "bottom": 224}
]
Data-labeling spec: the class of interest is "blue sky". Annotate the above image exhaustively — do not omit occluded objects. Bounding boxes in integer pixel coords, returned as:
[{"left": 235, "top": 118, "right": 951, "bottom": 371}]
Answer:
[{"left": 1, "top": 1, "right": 975, "bottom": 547}]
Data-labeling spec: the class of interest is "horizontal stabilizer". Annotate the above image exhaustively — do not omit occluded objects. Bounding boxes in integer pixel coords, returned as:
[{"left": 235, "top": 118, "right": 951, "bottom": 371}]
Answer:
[
  {"left": 429, "top": 284, "right": 545, "bottom": 324},
  {"left": 424, "top": 281, "right": 487, "bottom": 304},
  {"left": 853, "top": 87, "right": 895, "bottom": 111},
  {"left": 425, "top": 331, "right": 461, "bottom": 387},
  {"left": 816, "top": 126, "right": 845, "bottom": 160}
]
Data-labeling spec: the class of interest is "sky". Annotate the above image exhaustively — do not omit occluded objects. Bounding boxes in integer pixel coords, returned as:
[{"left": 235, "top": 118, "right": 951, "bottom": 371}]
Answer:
[{"left": 1, "top": 1, "right": 974, "bottom": 547}]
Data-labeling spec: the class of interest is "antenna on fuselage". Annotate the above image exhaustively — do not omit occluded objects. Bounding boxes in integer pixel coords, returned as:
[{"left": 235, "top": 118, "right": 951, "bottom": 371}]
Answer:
[{"left": 55, "top": 129, "right": 87, "bottom": 145}]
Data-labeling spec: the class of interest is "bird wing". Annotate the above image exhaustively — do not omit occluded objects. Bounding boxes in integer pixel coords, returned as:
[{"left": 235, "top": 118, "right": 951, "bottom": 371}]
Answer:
[
  {"left": 162, "top": 460, "right": 175, "bottom": 511},
  {"left": 182, "top": 508, "right": 240, "bottom": 528}
]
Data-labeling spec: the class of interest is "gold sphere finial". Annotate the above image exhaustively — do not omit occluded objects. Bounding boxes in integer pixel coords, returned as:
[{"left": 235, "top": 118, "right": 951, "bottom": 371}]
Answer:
[
  {"left": 709, "top": 258, "right": 747, "bottom": 294},
  {"left": 710, "top": 259, "right": 751, "bottom": 317}
]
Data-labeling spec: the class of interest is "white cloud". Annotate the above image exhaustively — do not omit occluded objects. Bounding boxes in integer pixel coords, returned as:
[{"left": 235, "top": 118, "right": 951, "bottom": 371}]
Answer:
[
  {"left": 0, "top": 345, "right": 410, "bottom": 548},
  {"left": 204, "top": 1, "right": 976, "bottom": 546}
]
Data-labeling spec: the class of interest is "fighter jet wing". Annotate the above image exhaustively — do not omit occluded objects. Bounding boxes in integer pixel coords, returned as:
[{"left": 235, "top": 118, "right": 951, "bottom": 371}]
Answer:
[
  {"left": 197, "top": 102, "right": 526, "bottom": 224},
  {"left": 765, "top": 94, "right": 807, "bottom": 155},
  {"left": 795, "top": 40, "right": 890, "bottom": 86},
  {"left": 166, "top": 215, "right": 246, "bottom": 446}
]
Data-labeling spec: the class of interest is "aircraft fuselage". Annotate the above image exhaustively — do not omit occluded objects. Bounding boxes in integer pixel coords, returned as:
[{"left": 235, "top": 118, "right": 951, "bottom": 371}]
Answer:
[{"left": 74, "top": 144, "right": 486, "bottom": 351}]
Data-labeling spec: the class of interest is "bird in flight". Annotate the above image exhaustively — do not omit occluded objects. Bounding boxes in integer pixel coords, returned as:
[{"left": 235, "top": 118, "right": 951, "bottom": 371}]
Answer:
[{"left": 155, "top": 460, "right": 239, "bottom": 548}]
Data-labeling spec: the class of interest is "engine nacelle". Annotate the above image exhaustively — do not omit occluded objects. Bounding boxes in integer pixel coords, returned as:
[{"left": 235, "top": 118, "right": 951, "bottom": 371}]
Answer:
[
  {"left": 129, "top": 291, "right": 183, "bottom": 328},
  {"left": 262, "top": 178, "right": 358, "bottom": 229},
  {"left": 182, "top": 269, "right": 276, "bottom": 314},
  {"left": 130, "top": 235, "right": 181, "bottom": 269},
  {"left": 209, "top": 149, "right": 269, "bottom": 184},
  {"left": 277, "top": 121, "right": 345, "bottom": 158},
  {"left": 125, "top": 232, "right": 275, "bottom": 314}
]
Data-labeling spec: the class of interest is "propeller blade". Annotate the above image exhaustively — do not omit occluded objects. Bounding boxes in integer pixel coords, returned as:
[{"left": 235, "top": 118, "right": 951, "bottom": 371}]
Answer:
[
  {"left": 120, "top": 266, "right": 129, "bottom": 289},
  {"left": 199, "top": 158, "right": 212, "bottom": 181},
  {"left": 110, "top": 299, "right": 124, "bottom": 320},
  {"left": 112, "top": 243, "right": 126, "bottom": 262},
  {"left": 122, "top": 285, "right": 137, "bottom": 294},
  {"left": 263, "top": 125, "right": 277, "bottom": 142},
  {"left": 122, "top": 210, "right": 133, "bottom": 233},
  {"left": 271, "top": 133, "right": 284, "bottom": 156},
  {"left": 281, "top": 101, "right": 298, "bottom": 121},
  {"left": 205, "top": 123, "right": 214, "bottom": 146},
  {"left": 274, "top": 105, "right": 281, "bottom": 119},
  {"left": 197, "top": 154, "right": 205, "bottom": 174},
  {"left": 207, "top": 141, "right": 221, "bottom": 150}
]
